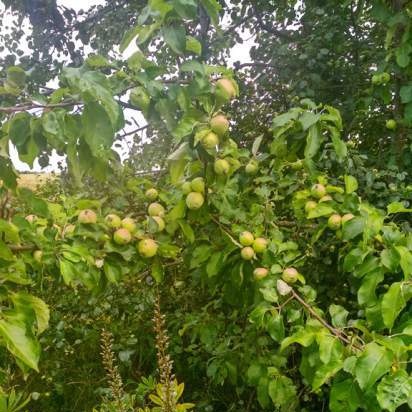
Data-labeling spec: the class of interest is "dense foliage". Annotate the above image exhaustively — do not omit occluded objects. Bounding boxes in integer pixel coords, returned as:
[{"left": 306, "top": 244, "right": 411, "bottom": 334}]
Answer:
[{"left": 0, "top": 0, "right": 411, "bottom": 411}]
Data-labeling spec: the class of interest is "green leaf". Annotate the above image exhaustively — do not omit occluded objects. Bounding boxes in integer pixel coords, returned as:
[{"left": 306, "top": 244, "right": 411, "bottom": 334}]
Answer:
[
  {"left": 355, "top": 342, "right": 393, "bottom": 390},
  {"left": 168, "top": 142, "right": 190, "bottom": 184},
  {"left": 396, "top": 43, "right": 412, "bottom": 68},
  {"left": 342, "top": 217, "right": 365, "bottom": 240},
  {"left": 8, "top": 112, "right": 31, "bottom": 146},
  {"left": 119, "top": 25, "right": 140, "bottom": 52},
  {"left": 400, "top": 85, "right": 412, "bottom": 103},
  {"left": 357, "top": 269, "right": 384, "bottom": 305},
  {"left": 299, "top": 111, "right": 320, "bottom": 131},
  {"left": 186, "top": 36, "right": 202, "bottom": 55},
  {"left": 247, "top": 363, "right": 265, "bottom": 385},
  {"left": 266, "top": 312, "right": 284, "bottom": 342},
  {"left": 151, "top": 258, "right": 164, "bottom": 283},
  {"left": 344, "top": 175, "right": 358, "bottom": 194},
  {"left": 200, "top": 0, "right": 221, "bottom": 26},
  {"left": 387, "top": 201, "right": 412, "bottom": 214},
  {"left": 395, "top": 246, "right": 412, "bottom": 278},
  {"left": 331, "top": 134, "right": 347, "bottom": 161},
  {"left": 329, "top": 304, "right": 349, "bottom": 328},
  {"left": 380, "top": 248, "right": 400, "bottom": 272},
  {"left": 82, "top": 102, "right": 114, "bottom": 157},
  {"left": 0, "top": 318, "right": 40, "bottom": 371},
  {"left": 376, "top": 370, "right": 412, "bottom": 412},
  {"left": 268, "top": 375, "right": 297, "bottom": 407},
  {"left": 329, "top": 379, "right": 362, "bottom": 412},
  {"left": 280, "top": 328, "right": 315, "bottom": 351},
  {"left": 10, "top": 292, "right": 50, "bottom": 335},
  {"left": 178, "top": 220, "right": 195, "bottom": 243},
  {"left": 381, "top": 282, "right": 410, "bottom": 329},
  {"left": 307, "top": 202, "right": 335, "bottom": 218},
  {"left": 312, "top": 360, "right": 343, "bottom": 390},
  {"left": 304, "top": 123, "right": 321, "bottom": 159},
  {"left": 162, "top": 25, "right": 186, "bottom": 54},
  {"left": 6, "top": 66, "right": 26, "bottom": 87},
  {"left": 0, "top": 240, "right": 14, "bottom": 261}
]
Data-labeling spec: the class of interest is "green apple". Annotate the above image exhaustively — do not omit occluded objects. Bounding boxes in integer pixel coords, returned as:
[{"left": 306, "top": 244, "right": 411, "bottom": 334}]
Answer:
[
  {"left": 214, "top": 159, "right": 230, "bottom": 175},
  {"left": 181, "top": 181, "right": 192, "bottom": 194},
  {"left": 138, "top": 238, "right": 158, "bottom": 258},
  {"left": 145, "top": 188, "right": 158, "bottom": 201},
  {"left": 253, "top": 237, "right": 268, "bottom": 253},
  {"left": 216, "top": 77, "right": 237, "bottom": 100},
  {"left": 113, "top": 228, "right": 132, "bottom": 245},
  {"left": 186, "top": 192, "right": 204, "bottom": 210},
  {"left": 245, "top": 160, "right": 258, "bottom": 175},
  {"left": 33, "top": 250, "right": 43, "bottom": 262},
  {"left": 341, "top": 213, "right": 355, "bottom": 224},
  {"left": 105, "top": 214, "right": 122, "bottom": 228},
  {"left": 282, "top": 267, "right": 299, "bottom": 284},
  {"left": 78, "top": 209, "right": 97, "bottom": 224},
  {"left": 241, "top": 246, "right": 255, "bottom": 260},
  {"left": 253, "top": 267, "right": 269, "bottom": 280},
  {"left": 122, "top": 217, "right": 137, "bottom": 233},
  {"left": 319, "top": 195, "right": 333, "bottom": 203},
  {"left": 239, "top": 231, "right": 254, "bottom": 246},
  {"left": 328, "top": 214, "right": 342, "bottom": 230},
  {"left": 311, "top": 184, "right": 326, "bottom": 199},
  {"left": 202, "top": 132, "right": 219, "bottom": 149},
  {"left": 151, "top": 216, "right": 165, "bottom": 232},
  {"left": 305, "top": 200, "right": 317, "bottom": 213},
  {"left": 210, "top": 114, "right": 229, "bottom": 136},
  {"left": 386, "top": 119, "right": 397, "bottom": 130},
  {"left": 191, "top": 177, "right": 205, "bottom": 193},
  {"left": 148, "top": 203, "right": 165, "bottom": 217}
]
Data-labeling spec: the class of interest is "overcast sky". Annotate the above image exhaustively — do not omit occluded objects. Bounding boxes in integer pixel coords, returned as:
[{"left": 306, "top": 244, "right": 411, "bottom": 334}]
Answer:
[{"left": 7, "top": 0, "right": 254, "bottom": 172}]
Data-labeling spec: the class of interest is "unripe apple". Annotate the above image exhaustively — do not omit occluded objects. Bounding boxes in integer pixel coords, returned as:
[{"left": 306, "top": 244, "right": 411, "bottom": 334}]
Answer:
[
  {"left": 152, "top": 216, "right": 165, "bottom": 232},
  {"left": 328, "top": 214, "right": 342, "bottom": 230},
  {"left": 191, "top": 177, "right": 205, "bottom": 193},
  {"left": 33, "top": 250, "right": 43, "bottom": 262},
  {"left": 381, "top": 72, "right": 390, "bottom": 84},
  {"left": 210, "top": 114, "right": 229, "bottom": 136},
  {"left": 122, "top": 217, "right": 137, "bottom": 233},
  {"left": 113, "top": 228, "right": 132, "bottom": 245},
  {"left": 311, "top": 184, "right": 326, "bottom": 199},
  {"left": 239, "top": 231, "right": 254, "bottom": 246},
  {"left": 371, "top": 74, "right": 380, "bottom": 85},
  {"left": 25, "top": 214, "right": 37, "bottom": 223},
  {"left": 253, "top": 267, "right": 269, "bottom": 280},
  {"left": 386, "top": 119, "right": 397, "bottom": 130},
  {"left": 78, "top": 209, "right": 97, "bottom": 224},
  {"left": 214, "top": 159, "right": 230, "bottom": 175},
  {"left": 186, "top": 192, "right": 204, "bottom": 210},
  {"left": 130, "top": 87, "right": 150, "bottom": 111},
  {"left": 241, "top": 246, "right": 255, "bottom": 260},
  {"left": 305, "top": 200, "right": 317, "bottom": 213},
  {"left": 216, "top": 77, "right": 237, "bottom": 100},
  {"left": 282, "top": 267, "right": 299, "bottom": 284},
  {"left": 245, "top": 160, "right": 258, "bottom": 175},
  {"left": 319, "top": 195, "right": 333, "bottom": 203},
  {"left": 253, "top": 237, "right": 268, "bottom": 253},
  {"left": 145, "top": 188, "right": 158, "bottom": 201},
  {"left": 202, "top": 132, "right": 219, "bottom": 149},
  {"left": 181, "top": 181, "right": 192, "bottom": 195},
  {"left": 138, "top": 238, "right": 158, "bottom": 258},
  {"left": 290, "top": 159, "right": 304, "bottom": 170},
  {"left": 341, "top": 213, "right": 355, "bottom": 224},
  {"left": 148, "top": 203, "right": 165, "bottom": 217},
  {"left": 105, "top": 214, "right": 122, "bottom": 228}
]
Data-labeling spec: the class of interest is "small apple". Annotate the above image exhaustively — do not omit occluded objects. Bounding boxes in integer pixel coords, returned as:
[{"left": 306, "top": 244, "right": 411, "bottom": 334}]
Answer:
[
  {"left": 105, "top": 214, "right": 122, "bottom": 228},
  {"left": 78, "top": 209, "right": 97, "bottom": 224},
  {"left": 210, "top": 114, "right": 229, "bottom": 136},
  {"left": 214, "top": 159, "right": 230, "bottom": 175},
  {"left": 305, "top": 200, "right": 317, "bottom": 213},
  {"left": 253, "top": 267, "right": 269, "bottom": 280},
  {"left": 148, "top": 203, "right": 165, "bottom": 217},
  {"left": 371, "top": 74, "right": 380, "bottom": 85},
  {"left": 145, "top": 188, "right": 158, "bottom": 201},
  {"left": 151, "top": 216, "right": 165, "bottom": 232},
  {"left": 328, "top": 214, "right": 342, "bottom": 230},
  {"left": 130, "top": 87, "right": 150, "bottom": 111},
  {"left": 113, "top": 228, "right": 132, "bottom": 245},
  {"left": 239, "top": 231, "right": 254, "bottom": 246},
  {"left": 241, "top": 246, "right": 255, "bottom": 260},
  {"left": 191, "top": 177, "right": 205, "bottom": 193},
  {"left": 122, "top": 217, "right": 137, "bottom": 233},
  {"left": 202, "top": 132, "right": 219, "bottom": 149},
  {"left": 386, "top": 119, "right": 397, "bottom": 130},
  {"left": 381, "top": 72, "right": 390, "bottom": 84},
  {"left": 253, "top": 237, "right": 268, "bottom": 253},
  {"left": 341, "top": 213, "right": 355, "bottom": 224},
  {"left": 290, "top": 159, "right": 304, "bottom": 170},
  {"left": 282, "top": 267, "right": 299, "bottom": 284},
  {"left": 186, "top": 192, "right": 204, "bottom": 210},
  {"left": 216, "top": 77, "right": 237, "bottom": 100},
  {"left": 138, "top": 238, "right": 158, "bottom": 258},
  {"left": 33, "top": 250, "right": 43, "bottom": 262},
  {"left": 25, "top": 214, "right": 37, "bottom": 223},
  {"left": 181, "top": 181, "right": 192, "bottom": 194},
  {"left": 245, "top": 160, "right": 258, "bottom": 175},
  {"left": 311, "top": 184, "right": 326, "bottom": 199}
]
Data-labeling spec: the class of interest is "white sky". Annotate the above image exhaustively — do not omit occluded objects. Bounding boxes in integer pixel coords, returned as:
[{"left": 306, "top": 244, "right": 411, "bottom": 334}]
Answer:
[{"left": 6, "top": 0, "right": 255, "bottom": 172}]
